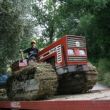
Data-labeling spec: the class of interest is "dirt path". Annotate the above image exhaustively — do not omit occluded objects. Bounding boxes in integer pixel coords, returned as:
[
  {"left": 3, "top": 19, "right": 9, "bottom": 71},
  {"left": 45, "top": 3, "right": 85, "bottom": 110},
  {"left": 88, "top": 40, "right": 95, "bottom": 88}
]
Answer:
[{"left": 92, "top": 82, "right": 109, "bottom": 90}]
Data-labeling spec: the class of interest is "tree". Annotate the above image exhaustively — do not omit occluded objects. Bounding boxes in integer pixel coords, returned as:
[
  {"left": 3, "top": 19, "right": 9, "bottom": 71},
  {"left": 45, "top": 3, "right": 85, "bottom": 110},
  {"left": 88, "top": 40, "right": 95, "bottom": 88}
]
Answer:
[
  {"left": 32, "top": 0, "right": 61, "bottom": 44},
  {"left": 58, "top": 0, "right": 110, "bottom": 84},
  {"left": 57, "top": 0, "right": 110, "bottom": 60},
  {"left": 0, "top": 0, "right": 22, "bottom": 72},
  {"left": 0, "top": 0, "right": 33, "bottom": 72}
]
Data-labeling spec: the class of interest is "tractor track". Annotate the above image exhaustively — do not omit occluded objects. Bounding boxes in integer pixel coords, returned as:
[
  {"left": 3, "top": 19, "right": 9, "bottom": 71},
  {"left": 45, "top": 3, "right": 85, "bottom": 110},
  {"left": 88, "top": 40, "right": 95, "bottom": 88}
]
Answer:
[
  {"left": 6, "top": 63, "right": 58, "bottom": 101},
  {"left": 57, "top": 62, "right": 98, "bottom": 94}
]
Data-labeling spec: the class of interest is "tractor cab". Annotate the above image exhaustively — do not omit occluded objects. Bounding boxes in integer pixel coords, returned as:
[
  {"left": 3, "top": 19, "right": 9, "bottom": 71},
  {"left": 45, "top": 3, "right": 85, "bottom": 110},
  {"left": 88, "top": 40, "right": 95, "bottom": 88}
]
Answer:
[{"left": 38, "top": 35, "right": 88, "bottom": 75}]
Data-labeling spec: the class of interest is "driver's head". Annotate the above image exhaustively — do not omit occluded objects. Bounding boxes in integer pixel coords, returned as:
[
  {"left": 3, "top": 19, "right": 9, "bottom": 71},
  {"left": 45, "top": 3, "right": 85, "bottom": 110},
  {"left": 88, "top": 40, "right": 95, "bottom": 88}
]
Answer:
[{"left": 31, "top": 40, "right": 36, "bottom": 48}]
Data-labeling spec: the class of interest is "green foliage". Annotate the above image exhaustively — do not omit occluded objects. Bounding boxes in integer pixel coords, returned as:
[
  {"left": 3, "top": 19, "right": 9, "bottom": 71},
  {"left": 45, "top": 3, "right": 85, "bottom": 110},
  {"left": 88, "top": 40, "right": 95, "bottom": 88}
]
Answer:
[
  {"left": 0, "top": 0, "right": 22, "bottom": 72},
  {"left": 98, "top": 58, "right": 110, "bottom": 85},
  {"left": 57, "top": 0, "right": 110, "bottom": 60},
  {"left": 76, "top": 1, "right": 110, "bottom": 59},
  {"left": 32, "top": 0, "right": 61, "bottom": 43},
  {"left": 0, "top": 0, "right": 33, "bottom": 72}
]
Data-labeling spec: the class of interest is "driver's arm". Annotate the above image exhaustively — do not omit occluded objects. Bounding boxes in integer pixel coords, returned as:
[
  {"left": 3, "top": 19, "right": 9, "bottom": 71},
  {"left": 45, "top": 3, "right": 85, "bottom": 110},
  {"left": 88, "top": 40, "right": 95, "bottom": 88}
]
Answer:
[{"left": 23, "top": 48, "right": 30, "bottom": 53}]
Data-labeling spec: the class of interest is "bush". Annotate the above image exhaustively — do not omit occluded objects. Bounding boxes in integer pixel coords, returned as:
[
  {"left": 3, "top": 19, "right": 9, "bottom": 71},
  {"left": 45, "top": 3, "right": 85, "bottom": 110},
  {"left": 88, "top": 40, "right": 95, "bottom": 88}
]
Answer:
[{"left": 98, "top": 58, "right": 110, "bottom": 86}]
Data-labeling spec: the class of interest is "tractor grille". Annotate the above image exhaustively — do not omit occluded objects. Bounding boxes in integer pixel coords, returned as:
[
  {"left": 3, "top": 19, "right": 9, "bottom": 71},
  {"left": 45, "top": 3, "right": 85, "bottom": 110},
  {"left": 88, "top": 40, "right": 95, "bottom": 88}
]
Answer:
[
  {"left": 67, "top": 35, "right": 87, "bottom": 62},
  {"left": 67, "top": 36, "right": 86, "bottom": 48},
  {"left": 68, "top": 56, "right": 87, "bottom": 62},
  {"left": 56, "top": 45, "right": 62, "bottom": 63}
]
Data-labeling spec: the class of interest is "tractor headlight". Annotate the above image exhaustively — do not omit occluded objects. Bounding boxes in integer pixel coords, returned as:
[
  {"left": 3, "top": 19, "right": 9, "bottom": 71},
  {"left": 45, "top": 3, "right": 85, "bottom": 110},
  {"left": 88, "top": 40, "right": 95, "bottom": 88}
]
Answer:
[
  {"left": 79, "top": 50, "right": 86, "bottom": 56},
  {"left": 68, "top": 49, "right": 74, "bottom": 56}
]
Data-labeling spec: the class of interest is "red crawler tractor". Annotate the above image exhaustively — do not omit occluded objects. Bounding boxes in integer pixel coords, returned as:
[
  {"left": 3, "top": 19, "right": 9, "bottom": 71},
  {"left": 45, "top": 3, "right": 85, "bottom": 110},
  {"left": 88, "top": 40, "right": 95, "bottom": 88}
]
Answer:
[{"left": 7, "top": 35, "right": 98, "bottom": 100}]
